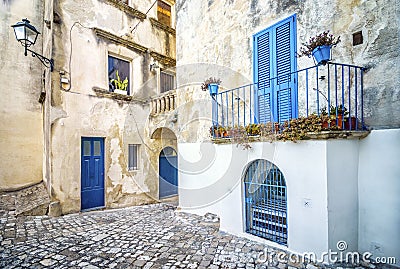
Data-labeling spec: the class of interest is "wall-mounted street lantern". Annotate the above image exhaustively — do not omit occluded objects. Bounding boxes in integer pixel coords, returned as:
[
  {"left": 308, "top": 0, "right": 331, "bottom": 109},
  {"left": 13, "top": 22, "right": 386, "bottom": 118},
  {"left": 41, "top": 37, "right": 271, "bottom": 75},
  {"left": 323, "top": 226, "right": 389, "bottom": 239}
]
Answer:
[{"left": 11, "top": 19, "right": 54, "bottom": 71}]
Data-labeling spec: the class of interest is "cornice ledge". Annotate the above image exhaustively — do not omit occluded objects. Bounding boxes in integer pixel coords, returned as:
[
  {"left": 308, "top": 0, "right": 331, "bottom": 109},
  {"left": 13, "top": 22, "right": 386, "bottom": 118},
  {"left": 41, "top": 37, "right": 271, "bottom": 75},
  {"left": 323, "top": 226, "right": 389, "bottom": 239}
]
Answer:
[
  {"left": 150, "top": 51, "right": 176, "bottom": 67},
  {"left": 149, "top": 18, "right": 176, "bottom": 36},
  {"left": 103, "top": 0, "right": 146, "bottom": 20},
  {"left": 93, "top": 28, "right": 148, "bottom": 54}
]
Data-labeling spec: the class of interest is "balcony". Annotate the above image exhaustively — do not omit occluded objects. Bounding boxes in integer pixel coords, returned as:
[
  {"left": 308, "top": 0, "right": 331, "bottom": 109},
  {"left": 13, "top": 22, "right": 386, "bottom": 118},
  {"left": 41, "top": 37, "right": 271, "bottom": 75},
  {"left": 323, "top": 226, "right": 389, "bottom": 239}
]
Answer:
[
  {"left": 150, "top": 90, "right": 177, "bottom": 116},
  {"left": 211, "top": 62, "right": 367, "bottom": 140}
]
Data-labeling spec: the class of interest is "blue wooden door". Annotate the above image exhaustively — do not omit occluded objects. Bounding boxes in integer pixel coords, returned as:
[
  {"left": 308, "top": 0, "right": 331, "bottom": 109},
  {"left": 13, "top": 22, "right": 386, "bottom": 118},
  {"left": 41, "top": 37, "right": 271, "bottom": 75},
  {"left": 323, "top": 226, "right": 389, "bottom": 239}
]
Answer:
[
  {"left": 254, "top": 14, "right": 298, "bottom": 123},
  {"left": 159, "top": 147, "right": 178, "bottom": 198},
  {"left": 81, "top": 137, "right": 105, "bottom": 210}
]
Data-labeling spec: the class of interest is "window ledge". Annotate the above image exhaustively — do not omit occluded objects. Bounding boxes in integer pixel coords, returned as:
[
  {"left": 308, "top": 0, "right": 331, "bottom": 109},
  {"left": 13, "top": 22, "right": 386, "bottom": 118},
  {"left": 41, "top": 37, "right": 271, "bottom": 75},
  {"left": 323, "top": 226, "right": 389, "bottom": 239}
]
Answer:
[
  {"left": 150, "top": 51, "right": 176, "bottom": 67},
  {"left": 149, "top": 18, "right": 176, "bottom": 36},
  {"left": 92, "top": 87, "right": 148, "bottom": 104},
  {"left": 103, "top": 0, "right": 146, "bottom": 20},
  {"left": 150, "top": 89, "right": 176, "bottom": 99}
]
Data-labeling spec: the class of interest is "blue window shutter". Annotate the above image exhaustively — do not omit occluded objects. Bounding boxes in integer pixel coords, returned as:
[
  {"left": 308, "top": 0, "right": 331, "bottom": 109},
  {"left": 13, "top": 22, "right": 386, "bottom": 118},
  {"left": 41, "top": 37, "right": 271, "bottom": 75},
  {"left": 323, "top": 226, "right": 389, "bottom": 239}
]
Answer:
[
  {"left": 254, "top": 29, "right": 272, "bottom": 123},
  {"left": 257, "top": 32, "right": 271, "bottom": 87},
  {"left": 275, "top": 21, "right": 291, "bottom": 85},
  {"left": 254, "top": 14, "right": 298, "bottom": 123},
  {"left": 258, "top": 93, "right": 272, "bottom": 123},
  {"left": 274, "top": 19, "right": 296, "bottom": 123},
  {"left": 277, "top": 88, "right": 292, "bottom": 122}
]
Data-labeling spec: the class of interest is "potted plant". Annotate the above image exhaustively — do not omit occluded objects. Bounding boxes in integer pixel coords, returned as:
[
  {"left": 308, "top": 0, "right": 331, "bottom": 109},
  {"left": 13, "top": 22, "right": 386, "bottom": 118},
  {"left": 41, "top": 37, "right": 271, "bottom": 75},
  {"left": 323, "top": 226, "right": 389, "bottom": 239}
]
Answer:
[
  {"left": 344, "top": 115, "right": 362, "bottom": 130},
  {"left": 201, "top": 77, "right": 222, "bottom": 96},
  {"left": 321, "top": 105, "right": 348, "bottom": 129},
  {"left": 220, "top": 126, "right": 229, "bottom": 137},
  {"left": 298, "top": 31, "right": 341, "bottom": 65},
  {"left": 245, "top": 123, "right": 261, "bottom": 136},
  {"left": 225, "top": 126, "right": 232, "bottom": 137},
  {"left": 110, "top": 70, "right": 129, "bottom": 95},
  {"left": 210, "top": 125, "right": 219, "bottom": 137},
  {"left": 210, "top": 125, "right": 226, "bottom": 138}
]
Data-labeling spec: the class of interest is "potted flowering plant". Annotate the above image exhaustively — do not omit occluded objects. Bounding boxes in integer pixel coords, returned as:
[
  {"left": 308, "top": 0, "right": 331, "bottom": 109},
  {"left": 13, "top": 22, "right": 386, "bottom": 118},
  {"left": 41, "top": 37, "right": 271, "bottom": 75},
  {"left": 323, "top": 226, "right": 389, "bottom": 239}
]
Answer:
[
  {"left": 201, "top": 77, "right": 222, "bottom": 95},
  {"left": 298, "top": 31, "right": 341, "bottom": 65},
  {"left": 321, "top": 105, "right": 348, "bottom": 129}
]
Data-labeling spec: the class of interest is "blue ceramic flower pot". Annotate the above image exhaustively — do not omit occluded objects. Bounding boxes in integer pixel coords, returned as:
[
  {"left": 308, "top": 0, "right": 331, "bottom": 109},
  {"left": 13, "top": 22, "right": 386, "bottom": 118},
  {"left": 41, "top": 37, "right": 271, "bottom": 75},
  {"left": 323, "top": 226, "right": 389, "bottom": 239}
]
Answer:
[
  {"left": 312, "top": 45, "right": 331, "bottom": 65},
  {"left": 208, "top": 83, "right": 219, "bottom": 95}
]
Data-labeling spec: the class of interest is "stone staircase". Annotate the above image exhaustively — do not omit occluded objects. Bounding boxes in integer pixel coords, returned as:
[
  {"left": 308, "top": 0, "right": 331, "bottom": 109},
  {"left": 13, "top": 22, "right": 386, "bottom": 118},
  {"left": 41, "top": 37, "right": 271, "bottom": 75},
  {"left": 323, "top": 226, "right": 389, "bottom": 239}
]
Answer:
[{"left": 0, "top": 182, "right": 51, "bottom": 216}]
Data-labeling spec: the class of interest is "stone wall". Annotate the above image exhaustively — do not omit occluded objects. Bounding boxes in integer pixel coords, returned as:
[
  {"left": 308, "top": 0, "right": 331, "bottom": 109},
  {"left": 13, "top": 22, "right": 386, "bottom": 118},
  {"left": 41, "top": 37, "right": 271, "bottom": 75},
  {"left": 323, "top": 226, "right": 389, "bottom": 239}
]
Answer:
[
  {"left": 0, "top": 0, "right": 44, "bottom": 191},
  {"left": 176, "top": 0, "right": 400, "bottom": 130},
  {"left": 0, "top": 182, "right": 50, "bottom": 216}
]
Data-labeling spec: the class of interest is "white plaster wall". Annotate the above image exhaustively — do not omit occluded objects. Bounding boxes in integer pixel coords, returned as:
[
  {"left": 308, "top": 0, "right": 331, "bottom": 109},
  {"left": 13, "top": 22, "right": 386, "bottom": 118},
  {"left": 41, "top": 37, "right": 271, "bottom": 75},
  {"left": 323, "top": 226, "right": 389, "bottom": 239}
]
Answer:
[
  {"left": 358, "top": 129, "right": 400, "bottom": 266},
  {"left": 179, "top": 141, "right": 330, "bottom": 256},
  {"left": 179, "top": 134, "right": 400, "bottom": 264},
  {"left": 327, "top": 140, "right": 359, "bottom": 254}
]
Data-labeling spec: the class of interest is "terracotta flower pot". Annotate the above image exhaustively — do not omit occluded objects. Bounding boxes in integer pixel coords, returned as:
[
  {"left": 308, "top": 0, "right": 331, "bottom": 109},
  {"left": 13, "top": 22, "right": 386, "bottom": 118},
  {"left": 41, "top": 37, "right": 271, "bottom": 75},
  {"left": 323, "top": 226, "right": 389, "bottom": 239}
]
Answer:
[{"left": 345, "top": 117, "right": 359, "bottom": 130}]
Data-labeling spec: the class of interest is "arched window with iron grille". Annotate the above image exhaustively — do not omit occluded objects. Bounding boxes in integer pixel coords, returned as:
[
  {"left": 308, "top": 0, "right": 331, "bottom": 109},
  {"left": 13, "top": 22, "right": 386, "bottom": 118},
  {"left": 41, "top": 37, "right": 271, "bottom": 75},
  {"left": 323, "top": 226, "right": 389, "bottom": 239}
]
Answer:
[{"left": 243, "top": 159, "right": 287, "bottom": 246}]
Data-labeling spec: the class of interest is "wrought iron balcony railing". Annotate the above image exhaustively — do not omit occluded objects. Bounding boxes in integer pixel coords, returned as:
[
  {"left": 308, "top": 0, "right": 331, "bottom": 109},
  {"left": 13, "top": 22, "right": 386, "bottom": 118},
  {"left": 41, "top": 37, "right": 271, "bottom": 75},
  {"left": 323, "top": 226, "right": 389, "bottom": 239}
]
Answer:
[{"left": 211, "top": 62, "right": 366, "bottom": 137}]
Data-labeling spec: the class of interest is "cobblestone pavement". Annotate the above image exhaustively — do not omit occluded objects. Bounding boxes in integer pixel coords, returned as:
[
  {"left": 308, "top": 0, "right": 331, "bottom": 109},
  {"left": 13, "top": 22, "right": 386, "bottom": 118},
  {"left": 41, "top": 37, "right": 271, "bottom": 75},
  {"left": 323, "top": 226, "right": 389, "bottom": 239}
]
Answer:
[{"left": 0, "top": 203, "right": 370, "bottom": 269}]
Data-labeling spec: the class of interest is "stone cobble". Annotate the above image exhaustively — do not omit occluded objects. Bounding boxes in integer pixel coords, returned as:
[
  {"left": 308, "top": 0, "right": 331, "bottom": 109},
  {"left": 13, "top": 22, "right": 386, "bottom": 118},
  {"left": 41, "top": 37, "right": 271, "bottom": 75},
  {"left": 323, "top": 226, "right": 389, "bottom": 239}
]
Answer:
[{"left": 0, "top": 203, "right": 370, "bottom": 269}]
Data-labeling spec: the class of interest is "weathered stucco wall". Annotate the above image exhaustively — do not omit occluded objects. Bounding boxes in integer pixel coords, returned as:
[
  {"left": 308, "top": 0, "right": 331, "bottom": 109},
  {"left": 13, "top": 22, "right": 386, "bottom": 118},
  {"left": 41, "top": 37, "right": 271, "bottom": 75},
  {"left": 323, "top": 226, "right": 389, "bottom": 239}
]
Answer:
[
  {"left": 50, "top": 0, "right": 177, "bottom": 213},
  {"left": 358, "top": 129, "right": 400, "bottom": 267},
  {"left": 176, "top": 0, "right": 400, "bottom": 129},
  {"left": 0, "top": 0, "right": 44, "bottom": 191}
]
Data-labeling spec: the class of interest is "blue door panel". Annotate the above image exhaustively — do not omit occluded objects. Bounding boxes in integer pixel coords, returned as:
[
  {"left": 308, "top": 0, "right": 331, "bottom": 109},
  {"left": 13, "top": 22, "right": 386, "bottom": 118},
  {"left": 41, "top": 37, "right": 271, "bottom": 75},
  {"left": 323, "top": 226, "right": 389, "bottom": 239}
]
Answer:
[
  {"left": 82, "top": 159, "right": 90, "bottom": 188},
  {"left": 81, "top": 137, "right": 105, "bottom": 210},
  {"left": 159, "top": 147, "right": 178, "bottom": 198},
  {"left": 94, "top": 158, "right": 100, "bottom": 187}
]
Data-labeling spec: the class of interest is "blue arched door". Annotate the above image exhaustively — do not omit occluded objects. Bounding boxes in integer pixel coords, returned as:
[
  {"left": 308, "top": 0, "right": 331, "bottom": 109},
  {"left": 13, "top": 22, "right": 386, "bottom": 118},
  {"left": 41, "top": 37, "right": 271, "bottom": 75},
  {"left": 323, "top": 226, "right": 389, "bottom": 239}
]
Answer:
[{"left": 159, "top": 147, "right": 178, "bottom": 198}]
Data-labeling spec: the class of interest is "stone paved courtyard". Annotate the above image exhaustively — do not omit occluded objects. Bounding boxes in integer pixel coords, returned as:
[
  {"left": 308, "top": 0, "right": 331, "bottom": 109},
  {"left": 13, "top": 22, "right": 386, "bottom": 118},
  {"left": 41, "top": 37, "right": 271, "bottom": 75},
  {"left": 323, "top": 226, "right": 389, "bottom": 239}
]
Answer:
[{"left": 0, "top": 203, "right": 372, "bottom": 269}]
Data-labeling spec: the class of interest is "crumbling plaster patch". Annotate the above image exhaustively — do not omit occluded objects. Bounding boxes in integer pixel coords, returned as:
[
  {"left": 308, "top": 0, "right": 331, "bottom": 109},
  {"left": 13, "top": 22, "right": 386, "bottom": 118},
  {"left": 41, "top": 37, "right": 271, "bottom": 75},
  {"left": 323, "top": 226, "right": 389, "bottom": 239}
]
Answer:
[{"left": 107, "top": 136, "right": 145, "bottom": 193}]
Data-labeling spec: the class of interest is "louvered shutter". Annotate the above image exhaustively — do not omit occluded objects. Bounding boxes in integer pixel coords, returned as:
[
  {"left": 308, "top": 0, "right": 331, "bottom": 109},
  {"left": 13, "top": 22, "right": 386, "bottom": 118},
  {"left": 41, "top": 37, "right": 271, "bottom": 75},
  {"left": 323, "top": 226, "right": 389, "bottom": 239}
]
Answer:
[
  {"left": 254, "top": 15, "right": 297, "bottom": 124},
  {"left": 258, "top": 93, "right": 272, "bottom": 122},
  {"left": 275, "top": 20, "right": 294, "bottom": 123},
  {"left": 255, "top": 29, "right": 272, "bottom": 123}
]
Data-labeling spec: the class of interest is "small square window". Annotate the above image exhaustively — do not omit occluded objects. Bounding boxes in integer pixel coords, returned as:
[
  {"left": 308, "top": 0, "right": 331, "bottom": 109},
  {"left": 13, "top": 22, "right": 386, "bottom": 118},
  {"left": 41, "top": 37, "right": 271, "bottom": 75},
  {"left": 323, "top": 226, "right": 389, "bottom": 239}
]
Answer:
[
  {"left": 160, "top": 71, "right": 175, "bottom": 93},
  {"left": 157, "top": 0, "right": 171, "bottom": 27},
  {"left": 128, "top": 144, "right": 139, "bottom": 170},
  {"left": 353, "top": 31, "right": 363, "bottom": 46},
  {"left": 108, "top": 55, "right": 130, "bottom": 94}
]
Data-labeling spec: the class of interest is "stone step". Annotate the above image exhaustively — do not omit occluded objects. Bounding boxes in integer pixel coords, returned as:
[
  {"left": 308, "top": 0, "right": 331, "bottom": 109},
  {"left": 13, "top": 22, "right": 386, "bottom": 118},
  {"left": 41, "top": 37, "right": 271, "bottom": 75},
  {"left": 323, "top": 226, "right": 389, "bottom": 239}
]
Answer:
[{"left": 0, "top": 182, "right": 51, "bottom": 216}]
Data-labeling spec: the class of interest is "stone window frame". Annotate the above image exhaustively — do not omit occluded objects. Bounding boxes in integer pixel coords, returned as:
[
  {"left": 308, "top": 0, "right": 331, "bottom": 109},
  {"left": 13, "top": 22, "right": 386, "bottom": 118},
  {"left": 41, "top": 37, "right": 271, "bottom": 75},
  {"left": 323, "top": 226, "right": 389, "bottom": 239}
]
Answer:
[
  {"left": 155, "top": 0, "right": 176, "bottom": 29},
  {"left": 107, "top": 52, "right": 133, "bottom": 95},
  {"left": 128, "top": 144, "right": 140, "bottom": 171},
  {"left": 158, "top": 69, "right": 176, "bottom": 94}
]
